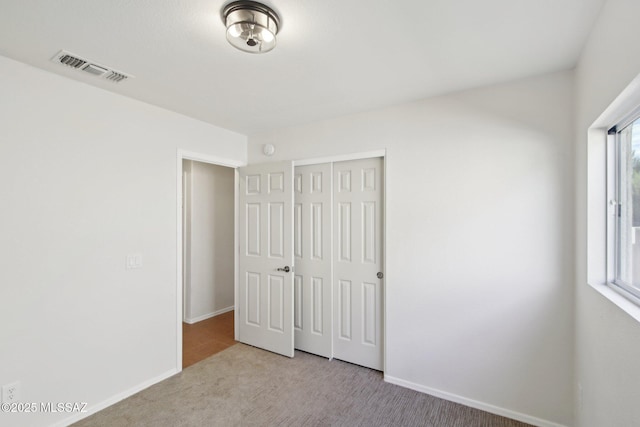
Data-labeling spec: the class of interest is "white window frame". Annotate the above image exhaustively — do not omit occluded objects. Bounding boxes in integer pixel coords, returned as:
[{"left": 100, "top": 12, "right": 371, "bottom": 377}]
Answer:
[
  {"left": 607, "top": 108, "right": 640, "bottom": 306},
  {"left": 586, "top": 73, "right": 640, "bottom": 323}
]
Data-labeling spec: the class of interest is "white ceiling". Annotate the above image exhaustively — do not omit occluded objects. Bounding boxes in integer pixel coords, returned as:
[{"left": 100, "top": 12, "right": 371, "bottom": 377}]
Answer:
[{"left": 0, "top": 0, "right": 604, "bottom": 135}]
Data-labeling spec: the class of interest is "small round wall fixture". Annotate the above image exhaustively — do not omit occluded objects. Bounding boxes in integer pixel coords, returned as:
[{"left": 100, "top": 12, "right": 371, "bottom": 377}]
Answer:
[
  {"left": 263, "top": 143, "right": 275, "bottom": 156},
  {"left": 222, "top": 1, "right": 280, "bottom": 54}
]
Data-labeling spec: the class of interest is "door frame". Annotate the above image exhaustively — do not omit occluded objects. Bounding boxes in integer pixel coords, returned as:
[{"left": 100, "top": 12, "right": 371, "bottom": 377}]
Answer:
[
  {"left": 176, "top": 150, "right": 245, "bottom": 372},
  {"left": 293, "top": 149, "right": 386, "bottom": 167}
]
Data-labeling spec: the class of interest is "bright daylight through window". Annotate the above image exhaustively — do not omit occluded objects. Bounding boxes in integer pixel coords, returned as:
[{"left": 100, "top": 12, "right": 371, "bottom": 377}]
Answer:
[{"left": 612, "top": 115, "right": 640, "bottom": 302}]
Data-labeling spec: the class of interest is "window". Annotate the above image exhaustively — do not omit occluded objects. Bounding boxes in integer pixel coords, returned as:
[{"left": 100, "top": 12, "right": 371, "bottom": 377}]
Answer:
[{"left": 611, "top": 115, "right": 640, "bottom": 302}]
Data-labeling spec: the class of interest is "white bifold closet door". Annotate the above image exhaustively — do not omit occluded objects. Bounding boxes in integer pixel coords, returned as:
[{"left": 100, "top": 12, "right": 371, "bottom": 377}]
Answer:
[
  {"left": 293, "top": 158, "right": 384, "bottom": 370},
  {"left": 332, "top": 158, "right": 384, "bottom": 370},
  {"left": 293, "top": 163, "right": 333, "bottom": 358},
  {"left": 237, "top": 158, "right": 383, "bottom": 369}
]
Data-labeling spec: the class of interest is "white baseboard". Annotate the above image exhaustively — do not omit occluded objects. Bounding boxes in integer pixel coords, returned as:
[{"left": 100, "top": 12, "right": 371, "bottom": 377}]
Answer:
[
  {"left": 383, "top": 375, "right": 568, "bottom": 427},
  {"left": 52, "top": 368, "right": 177, "bottom": 427},
  {"left": 184, "top": 305, "right": 234, "bottom": 324}
]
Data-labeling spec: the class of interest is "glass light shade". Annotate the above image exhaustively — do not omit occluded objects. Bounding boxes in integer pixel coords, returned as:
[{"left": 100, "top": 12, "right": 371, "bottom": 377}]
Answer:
[
  {"left": 261, "top": 29, "right": 274, "bottom": 43},
  {"left": 227, "top": 23, "right": 242, "bottom": 38},
  {"left": 226, "top": 22, "right": 277, "bottom": 53},
  {"left": 223, "top": 1, "right": 279, "bottom": 54}
]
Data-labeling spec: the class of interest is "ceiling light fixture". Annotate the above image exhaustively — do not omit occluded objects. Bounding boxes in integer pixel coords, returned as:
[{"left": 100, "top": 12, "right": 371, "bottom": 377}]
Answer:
[{"left": 222, "top": 1, "right": 280, "bottom": 54}]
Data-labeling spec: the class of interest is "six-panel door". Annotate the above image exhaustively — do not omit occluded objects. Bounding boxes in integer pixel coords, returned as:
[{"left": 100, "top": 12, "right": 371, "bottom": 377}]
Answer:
[
  {"left": 333, "top": 158, "right": 384, "bottom": 370},
  {"left": 238, "top": 162, "right": 294, "bottom": 358},
  {"left": 293, "top": 163, "right": 333, "bottom": 357}
]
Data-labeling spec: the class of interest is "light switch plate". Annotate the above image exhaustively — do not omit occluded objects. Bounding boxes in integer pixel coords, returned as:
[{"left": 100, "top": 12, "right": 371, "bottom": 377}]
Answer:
[
  {"left": 2, "top": 381, "right": 20, "bottom": 404},
  {"left": 126, "top": 254, "right": 142, "bottom": 269}
]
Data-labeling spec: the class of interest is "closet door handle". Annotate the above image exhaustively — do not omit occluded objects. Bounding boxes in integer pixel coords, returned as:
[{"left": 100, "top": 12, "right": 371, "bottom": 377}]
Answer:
[{"left": 277, "top": 266, "right": 291, "bottom": 273}]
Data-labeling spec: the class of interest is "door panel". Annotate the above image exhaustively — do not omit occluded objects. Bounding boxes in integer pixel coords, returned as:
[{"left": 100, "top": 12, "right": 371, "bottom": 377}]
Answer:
[
  {"left": 246, "top": 204, "right": 261, "bottom": 256},
  {"left": 312, "top": 277, "right": 323, "bottom": 334},
  {"left": 293, "top": 163, "right": 332, "bottom": 358},
  {"left": 268, "top": 202, "right": 284, "bottom": 258},
  {"left": 238, "top": 162, "right": 294, "bottom": 357},
  {"left": 362, "top": 281, "right": 377, "bottom": 345},
  {"left": 333, "top": 157, "right": 384, "bottom": 370},
  {"left": 338, "top": 279, "right": 352, "bottom": 340},
  {"left": 338, "top": 202, "right": 352, "bottom": 262},
  {"left": 268, "top": 274, "right": 284, "bottom": 331},
  {"left": 246, "top": 272, "right": 260, "bottom": 326}
]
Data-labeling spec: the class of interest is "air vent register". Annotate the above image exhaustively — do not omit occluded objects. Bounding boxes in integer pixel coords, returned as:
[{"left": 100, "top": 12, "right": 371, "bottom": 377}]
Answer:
[{"left": 52, "top": 50, "right": 132, "bottom": 83}]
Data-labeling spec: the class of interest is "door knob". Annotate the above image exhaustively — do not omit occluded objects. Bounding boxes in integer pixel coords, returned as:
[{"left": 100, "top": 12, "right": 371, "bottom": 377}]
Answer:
[
  {"left": 377, "top": 272, "right": 384, "bottom": 279},
  {"left": 277, "top": 266, "right": 291, "bottom": 273}
]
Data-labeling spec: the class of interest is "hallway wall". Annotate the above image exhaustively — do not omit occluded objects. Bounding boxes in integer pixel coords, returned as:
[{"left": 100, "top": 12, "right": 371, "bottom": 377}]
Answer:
[{"left": 183, "top": 160, "right": 235, "bottom": 323}]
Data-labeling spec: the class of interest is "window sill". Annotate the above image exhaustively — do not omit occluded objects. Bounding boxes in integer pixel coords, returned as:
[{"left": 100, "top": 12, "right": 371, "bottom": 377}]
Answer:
[{"left": 589, "top": 282, "right": 640, "bottom": 323}]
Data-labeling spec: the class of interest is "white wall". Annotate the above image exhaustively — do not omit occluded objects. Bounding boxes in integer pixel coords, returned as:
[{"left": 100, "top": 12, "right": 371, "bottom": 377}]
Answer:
[
  {"left": 575, "top": 0, "right": 640, "bottom": 426},
  {"left": 183, "top": 160, "right": 235, "bottom": 323},
  {"left": 0, "top": 54, "right": 246, "bottom": 427},
  {"left": 248, "top": 70, "right": 575, "bottom": 426}
]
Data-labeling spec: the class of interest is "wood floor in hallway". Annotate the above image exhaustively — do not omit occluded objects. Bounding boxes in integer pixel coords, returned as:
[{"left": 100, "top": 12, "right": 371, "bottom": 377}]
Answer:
[{"left": 182, "top": 310, "right": 236, "bottom": 369}]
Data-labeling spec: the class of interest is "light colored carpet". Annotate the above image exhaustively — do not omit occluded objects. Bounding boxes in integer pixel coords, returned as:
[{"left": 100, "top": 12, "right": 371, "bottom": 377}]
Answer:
[{"left": 73, "top": 344, "right": 532, "bottom": 427}]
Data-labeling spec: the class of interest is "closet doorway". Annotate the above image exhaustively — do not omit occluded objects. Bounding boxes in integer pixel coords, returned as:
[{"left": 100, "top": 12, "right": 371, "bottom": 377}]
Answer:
[{"left": 237, "top": 155, "right": 385, "bottom": 370}]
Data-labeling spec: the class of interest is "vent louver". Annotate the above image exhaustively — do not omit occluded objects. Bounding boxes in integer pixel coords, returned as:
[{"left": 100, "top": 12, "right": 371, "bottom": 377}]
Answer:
[
  {"left": 51, "top": 50, "right": 133, "bottom": 84},
  {"left": 105, "top": 71, "right": 128, "bottom": 83},
  {"left": 59, "top": 54, "right": 87, "bottom": 69}
]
